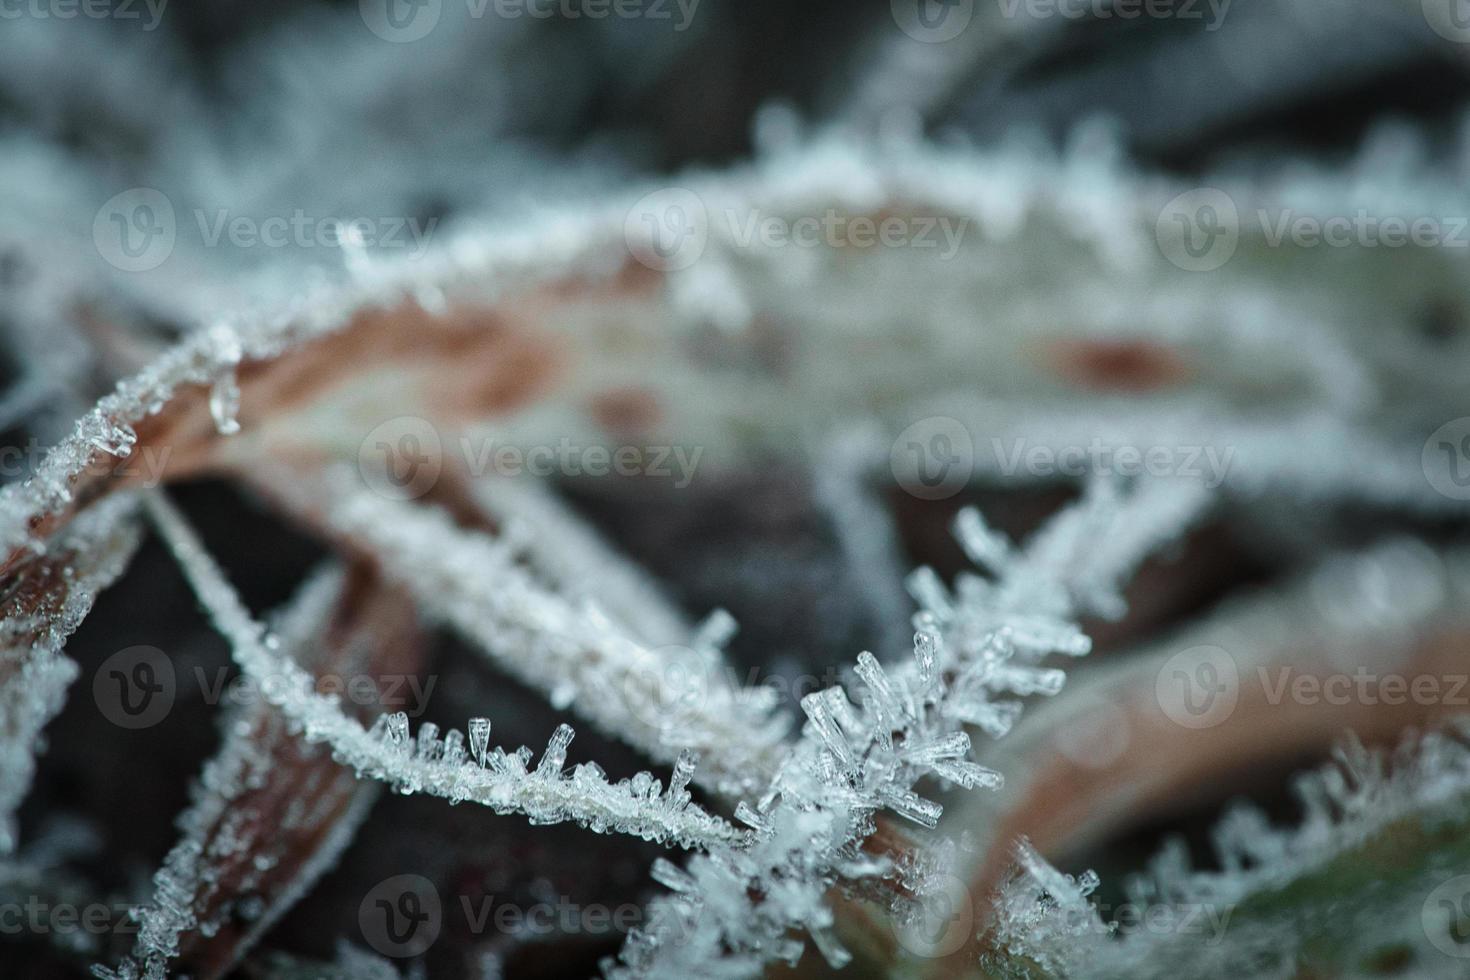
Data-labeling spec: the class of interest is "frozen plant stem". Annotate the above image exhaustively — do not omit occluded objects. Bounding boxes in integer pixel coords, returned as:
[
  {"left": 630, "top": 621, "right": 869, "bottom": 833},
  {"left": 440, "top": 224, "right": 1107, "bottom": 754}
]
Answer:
[
  {"left": 256, "top": 463, "right": 789, "bottom": 798},
  {"left": 141, "top": 490, "right": 746, "bottom": 851}
]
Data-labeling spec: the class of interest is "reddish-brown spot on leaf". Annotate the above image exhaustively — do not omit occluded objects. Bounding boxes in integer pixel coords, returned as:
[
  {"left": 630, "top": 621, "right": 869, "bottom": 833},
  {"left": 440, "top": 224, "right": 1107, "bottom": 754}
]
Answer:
[
  {"left": 590, "top": 387, "right": 663, "bottom": 437},
  {"left": 1039, "top": 337, "right": 1195, "bottom": 393}
]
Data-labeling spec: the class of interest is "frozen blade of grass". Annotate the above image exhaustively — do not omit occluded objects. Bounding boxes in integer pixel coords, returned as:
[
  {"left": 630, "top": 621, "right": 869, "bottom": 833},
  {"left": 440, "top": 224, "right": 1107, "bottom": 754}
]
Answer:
[
  {"left": 990, "top": 725, "right": 1470, "bottom": 979},
  {"left": 0, "top": 493, "right": 141, "bottom": 854},
  {"left": 144, "top": 491, "right": 746, "bottom": 851},
  {"left": 0, "top": 296, "right": 569, "bottom": 571},
  {"left": 258, "top": 463, "right": 789, "bottom": 798},
  {"left": 98, "top": 565, "right": 425, "bottom": 980}
]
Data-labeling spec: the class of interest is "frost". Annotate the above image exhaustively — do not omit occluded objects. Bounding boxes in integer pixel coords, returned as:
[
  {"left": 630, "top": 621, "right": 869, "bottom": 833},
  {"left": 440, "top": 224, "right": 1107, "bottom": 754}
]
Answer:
[
  {"left": 993, "top": 725, "right": 1470, "bottom": 979},
  {"left": 208, "top": 370, "right": 242, "bottom": 436},
  {"left": 0, "top": 494, "right": 140, "bottom": 853},
  {"left": 143, "top": 491, "right": 747, "bottom": 852},
  {"left": 264, "top": 465, "right": 790, "bottom": 799},
  {"left": 607, "top": 477, "right": 1209, "bottom": 977},
  {"left": 0, "top": 66, "right": 1460, "bottom": 974}
]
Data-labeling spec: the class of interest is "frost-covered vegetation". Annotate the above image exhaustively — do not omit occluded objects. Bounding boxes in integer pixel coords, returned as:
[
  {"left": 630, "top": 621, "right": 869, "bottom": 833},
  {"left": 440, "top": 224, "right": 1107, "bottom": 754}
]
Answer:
[{"left": 3, "top": 3, "right": 1470, "bottom": 979}]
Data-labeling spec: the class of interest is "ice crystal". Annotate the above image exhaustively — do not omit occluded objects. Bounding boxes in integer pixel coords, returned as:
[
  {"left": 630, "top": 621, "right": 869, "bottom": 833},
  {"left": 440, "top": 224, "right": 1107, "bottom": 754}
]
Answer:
[
  {"left": 143, "top": 492, "right": 747, "bottom": 852},
  {"left": 263, "top": 464, "right": 790, "bottom": 798},
  {"left": 606, "top": 477, "right": 1209, "bottom": 977},
  {"left": 993, "top": 725, "right": 1470, "bottom": 978}
]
